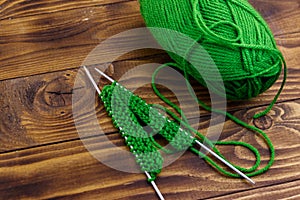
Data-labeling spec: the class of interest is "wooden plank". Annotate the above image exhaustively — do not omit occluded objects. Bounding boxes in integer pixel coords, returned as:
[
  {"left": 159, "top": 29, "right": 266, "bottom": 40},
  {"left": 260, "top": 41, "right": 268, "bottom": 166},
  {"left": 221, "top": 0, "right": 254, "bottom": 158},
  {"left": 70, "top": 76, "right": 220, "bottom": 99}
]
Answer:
[
  {"left": 0, "top": 0, "right": 158, "bottom": 81},
  {"left": 0, "top": 0, "right": 131, "bottom": 20},
  {"left": 0, "top": 1, "right": 299, "bottom": 198},
  {"left": 0, "top": 0, "right": 299, "bottom": 81},
  {"left": 209, "top": 180, "right": 300, "bottom": 200},
  {"left": 0, "top": 99, "right": 300, "bottom": 199},
  {"left": 0, "top": 54, "right": 299, "bottom": 153}
]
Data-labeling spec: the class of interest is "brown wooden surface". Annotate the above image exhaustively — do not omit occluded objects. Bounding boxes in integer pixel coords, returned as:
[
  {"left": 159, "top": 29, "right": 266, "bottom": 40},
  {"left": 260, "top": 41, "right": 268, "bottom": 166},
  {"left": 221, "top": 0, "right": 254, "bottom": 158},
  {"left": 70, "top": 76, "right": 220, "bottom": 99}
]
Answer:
[{"left": 0, "top": 0, "right": 299, "bottom": 199}]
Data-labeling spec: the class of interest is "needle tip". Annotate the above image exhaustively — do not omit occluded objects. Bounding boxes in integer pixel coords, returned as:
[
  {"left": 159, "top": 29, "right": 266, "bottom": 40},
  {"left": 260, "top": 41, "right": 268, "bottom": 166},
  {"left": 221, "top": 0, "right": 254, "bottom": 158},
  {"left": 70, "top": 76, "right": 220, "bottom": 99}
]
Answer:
[
  {"left": 248, "top": 178, "right": 256, "bottom": 185},
  {"left": 83, "top": 66, "right": 101, "bottom": 95}
]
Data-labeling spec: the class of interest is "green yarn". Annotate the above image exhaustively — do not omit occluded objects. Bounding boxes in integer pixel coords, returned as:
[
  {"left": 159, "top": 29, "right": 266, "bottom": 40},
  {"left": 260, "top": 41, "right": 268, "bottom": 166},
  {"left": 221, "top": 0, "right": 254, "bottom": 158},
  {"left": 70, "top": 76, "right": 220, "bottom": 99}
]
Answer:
[
  {"left": 96, "top": 1, "right": 288, "bottom": 181},
  {"left": 134, "top": 0, "right": 287, "bottom": 180},
  {"left": 139, "top": 0, "right": 286, "bottom": 116},
  {"left": 100, "top": 81, "right": 275, "bottom": 181}
]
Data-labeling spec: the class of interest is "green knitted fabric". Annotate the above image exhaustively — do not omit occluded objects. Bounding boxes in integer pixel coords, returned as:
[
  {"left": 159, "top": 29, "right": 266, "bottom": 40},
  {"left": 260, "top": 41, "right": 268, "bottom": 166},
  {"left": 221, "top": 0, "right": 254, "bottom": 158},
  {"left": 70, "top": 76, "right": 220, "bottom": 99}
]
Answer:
[
  {"left": 100, "top": 82, "right": 275, "bottom": 181},
  {"left": 94, "top": 1, "right": 288, "bottom": 182},
  {"left": 139, "top": 0, "right": 287, "bottom": 118},
  {"left": 101, "top": 83, "right": 163, "bottom": 181}
]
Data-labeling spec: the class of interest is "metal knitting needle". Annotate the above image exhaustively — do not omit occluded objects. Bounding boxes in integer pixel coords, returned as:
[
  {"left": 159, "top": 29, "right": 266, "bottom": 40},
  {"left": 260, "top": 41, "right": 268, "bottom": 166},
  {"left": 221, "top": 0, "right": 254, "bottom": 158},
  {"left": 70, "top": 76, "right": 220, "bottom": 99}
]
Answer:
[
  {"left": 84, "top": 66, "right": 101, "bottom": 95},
  {"left": 83, "top": 66, "right": 165, "bottom": 200},
  {"left": 145, "top": 171, "right": 165, "bottom": 200},
  {"left": 94, "top": 67, "right": 256, "bottom": 185},
  {"left": 194, "top": 140, "right": 255, "bottom": 184}
]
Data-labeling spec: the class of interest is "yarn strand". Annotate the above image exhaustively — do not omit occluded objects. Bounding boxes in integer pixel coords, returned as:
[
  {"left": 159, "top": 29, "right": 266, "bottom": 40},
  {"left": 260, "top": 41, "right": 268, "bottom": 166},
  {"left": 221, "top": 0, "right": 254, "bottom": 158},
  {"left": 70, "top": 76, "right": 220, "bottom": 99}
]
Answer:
[
  {"left": 139, "top": 0, "right": 287, "bottom": 177},
  {"left": 102, "top": 81, "right": 268, "bottom": 179},
  {"left": 152, "top": 66, "right": 274, "bottom": 177}
]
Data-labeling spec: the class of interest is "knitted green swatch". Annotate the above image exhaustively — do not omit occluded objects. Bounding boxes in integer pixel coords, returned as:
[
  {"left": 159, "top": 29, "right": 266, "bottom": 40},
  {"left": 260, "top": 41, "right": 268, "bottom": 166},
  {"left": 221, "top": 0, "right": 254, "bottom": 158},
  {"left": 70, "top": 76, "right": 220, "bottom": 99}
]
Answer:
[{"left": 100, "top": 82, "right": 274, "bottom": 181}]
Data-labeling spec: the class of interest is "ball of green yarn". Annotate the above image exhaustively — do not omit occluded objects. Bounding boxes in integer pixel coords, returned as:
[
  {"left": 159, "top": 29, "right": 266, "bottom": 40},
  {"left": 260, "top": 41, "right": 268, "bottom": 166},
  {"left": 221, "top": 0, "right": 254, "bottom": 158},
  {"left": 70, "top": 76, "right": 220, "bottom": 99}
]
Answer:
[{"left": 139, "top": 0, "right": 284, "bottom": 100}]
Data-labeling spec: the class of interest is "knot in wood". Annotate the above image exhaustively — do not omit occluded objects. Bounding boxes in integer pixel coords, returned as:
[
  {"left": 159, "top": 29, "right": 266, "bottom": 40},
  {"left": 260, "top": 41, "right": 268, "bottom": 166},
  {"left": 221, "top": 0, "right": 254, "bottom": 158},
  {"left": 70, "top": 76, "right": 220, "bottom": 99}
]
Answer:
[
  {"left": 253, "top": 115, "right": 273, "bottom": 130},
  {"left": 44, "top": 76, "right": 73, "bottom": 107}
]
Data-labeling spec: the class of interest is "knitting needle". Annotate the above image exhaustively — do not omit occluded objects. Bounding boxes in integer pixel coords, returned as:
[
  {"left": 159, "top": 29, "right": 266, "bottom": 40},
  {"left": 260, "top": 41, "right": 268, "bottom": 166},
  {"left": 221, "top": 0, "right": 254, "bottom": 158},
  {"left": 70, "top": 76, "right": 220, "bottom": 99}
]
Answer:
[
  {"left": 84, "top": 66, "right": 101, "bottom": 95},
  {"left": 83, "top": 66, "right": 165, "bottom": 200},
  {"left": 194, "top": 140, "right": 255, "bottom": 184},
  {"left": 94, "top": 67, "right": 256, "bottom": 185},
  {"left": 145, "top": 171, "right": 165, "bottom": 200}
]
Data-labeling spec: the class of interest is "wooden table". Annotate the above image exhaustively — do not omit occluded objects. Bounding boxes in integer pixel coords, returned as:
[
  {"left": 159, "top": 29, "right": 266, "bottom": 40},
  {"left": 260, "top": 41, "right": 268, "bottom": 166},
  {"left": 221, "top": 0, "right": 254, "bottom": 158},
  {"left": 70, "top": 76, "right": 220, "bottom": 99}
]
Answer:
[{"left": 0, "top": 0, "right": 299, "bottom": 199}]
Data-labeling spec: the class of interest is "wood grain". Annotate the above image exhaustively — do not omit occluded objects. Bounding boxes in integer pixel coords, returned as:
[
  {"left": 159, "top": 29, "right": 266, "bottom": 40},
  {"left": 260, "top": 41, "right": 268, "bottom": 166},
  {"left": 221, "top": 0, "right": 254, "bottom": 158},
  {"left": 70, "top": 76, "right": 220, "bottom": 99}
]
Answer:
[
  {"left": 1, "top": 99, "right": 300, "bottom": 199},
  {"left": 210, "top": 180, "right": 300, "bottom": 200},
  {"left": 0, "top": 0, "right": 157, "bottom": 81},
  {"left": 0, "top": 0, "right": 131, "bottom": 20},
  {"left": 0, "top": 0, "right": 299, "bottom": 199},
  {"left": 0, "top": 0, "right": 299, "bottom": 81},
  {"left": 0, "top": 54, "right": 299, "bottom": 153}
]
